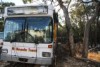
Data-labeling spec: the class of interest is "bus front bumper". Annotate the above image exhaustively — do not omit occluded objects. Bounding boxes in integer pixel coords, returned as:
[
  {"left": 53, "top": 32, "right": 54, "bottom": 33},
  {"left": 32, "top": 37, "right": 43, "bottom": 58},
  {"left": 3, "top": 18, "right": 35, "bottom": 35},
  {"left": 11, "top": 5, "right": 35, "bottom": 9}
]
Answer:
[{"left": 1, "top": 53, "right": 52, "bottom": 65}]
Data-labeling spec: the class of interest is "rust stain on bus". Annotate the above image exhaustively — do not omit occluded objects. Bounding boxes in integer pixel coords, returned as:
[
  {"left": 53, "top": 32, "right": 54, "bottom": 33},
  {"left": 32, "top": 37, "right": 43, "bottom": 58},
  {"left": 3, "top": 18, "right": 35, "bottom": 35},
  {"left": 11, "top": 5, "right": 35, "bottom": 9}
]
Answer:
[{"left": 53, "top": 23, "right": 57, "bottom": 43}]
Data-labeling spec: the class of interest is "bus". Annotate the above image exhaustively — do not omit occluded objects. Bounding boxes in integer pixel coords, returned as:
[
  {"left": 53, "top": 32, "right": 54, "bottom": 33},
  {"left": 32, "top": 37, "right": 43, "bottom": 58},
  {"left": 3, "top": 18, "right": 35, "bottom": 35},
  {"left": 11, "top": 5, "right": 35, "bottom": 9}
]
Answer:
[
  {"left": 1, "top": 5, "right": 58, "bottom": 67},
  {"left": 0, "top": 32, "right": 3, "bottom": 52}
]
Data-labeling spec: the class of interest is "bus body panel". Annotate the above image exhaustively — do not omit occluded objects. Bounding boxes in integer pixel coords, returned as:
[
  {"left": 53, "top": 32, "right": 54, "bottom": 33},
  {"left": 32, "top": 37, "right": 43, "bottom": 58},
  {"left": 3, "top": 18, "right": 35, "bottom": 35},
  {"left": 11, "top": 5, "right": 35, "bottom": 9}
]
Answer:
[{"left": 1, "top": 42, "right": 53, "bottom": 64}]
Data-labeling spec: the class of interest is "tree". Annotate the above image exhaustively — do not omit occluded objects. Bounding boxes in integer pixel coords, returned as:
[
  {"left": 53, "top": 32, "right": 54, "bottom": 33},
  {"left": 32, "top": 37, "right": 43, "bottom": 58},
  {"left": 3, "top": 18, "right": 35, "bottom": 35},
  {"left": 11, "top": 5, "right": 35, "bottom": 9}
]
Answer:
[
  {"left": 22, "top": 0, "right": 32, "bottom": 4},
  {"left": 57, "top": 0, "right": 75, "bottom": 56},
  {"left": 70, "top": 2, "right": 85, "bottom": 43},
  {"left": 81, "top": 0, "right": 100, "bottom": 58},
  {"left": 0, "top": 2, "right": 15, "bottom": 13},
  {"left": 0, "top": 2, "right": 15, "bottom": 32}
]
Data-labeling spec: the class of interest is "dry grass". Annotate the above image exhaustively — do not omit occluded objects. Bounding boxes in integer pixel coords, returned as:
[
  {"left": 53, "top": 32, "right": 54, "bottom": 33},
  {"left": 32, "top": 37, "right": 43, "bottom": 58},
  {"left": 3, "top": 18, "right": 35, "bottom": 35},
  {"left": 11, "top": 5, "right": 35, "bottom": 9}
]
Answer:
[{"left": 88, "top": 52, "right": 100, "bottom": 62}]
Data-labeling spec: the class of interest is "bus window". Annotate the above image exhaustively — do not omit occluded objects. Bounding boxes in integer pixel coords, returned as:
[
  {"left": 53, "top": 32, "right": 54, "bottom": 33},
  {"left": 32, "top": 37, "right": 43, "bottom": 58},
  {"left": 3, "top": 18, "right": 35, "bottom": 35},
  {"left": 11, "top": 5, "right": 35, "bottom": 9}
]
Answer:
[
  {"left": 0, "top": 32, "right": 3, "bottom": 39},
  {"left": 27, "top": 17, "right": 53, "bottom": 43},
  {"left": 4, "top": 17, "right": 53, "bottom": 43},
  {"left": 4, "top": 18, "right": 25, "bottom": 41}
]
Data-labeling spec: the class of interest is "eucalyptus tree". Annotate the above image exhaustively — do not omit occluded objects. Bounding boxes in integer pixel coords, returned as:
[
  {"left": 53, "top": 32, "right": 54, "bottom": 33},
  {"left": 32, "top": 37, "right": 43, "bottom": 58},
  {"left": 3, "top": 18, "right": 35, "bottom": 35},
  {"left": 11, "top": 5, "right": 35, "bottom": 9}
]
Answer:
[
  {"left": 71, "top": 0, "right": 100, "bottom": 58},
  {"left": 22, "top": 0, "right": 33, "bottom": 4},
  {"left": 0, "top": 2, "right": 15, "bottom": 32},
  {"left": 0, "top": 2, "right": 15, "bottom": 13},
  {"left": 56, "top": 0, "right": 75, "bottom": 56},
  {"left": 80, "top": 0, "right": 100, "bottom": 58},
  {"left": 70, "top": 2, "right": 85, "bottom": 43}
]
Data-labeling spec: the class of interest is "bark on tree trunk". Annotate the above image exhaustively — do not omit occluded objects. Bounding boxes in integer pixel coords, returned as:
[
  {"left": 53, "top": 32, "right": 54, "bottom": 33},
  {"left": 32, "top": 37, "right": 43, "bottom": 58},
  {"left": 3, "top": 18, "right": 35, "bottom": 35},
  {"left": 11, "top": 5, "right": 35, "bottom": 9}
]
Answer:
[
  {"left": 57, "top": 0, "right": 75, "bottom": 56},
  {"left": 83, "top": 14, "right": 97, "bottom": 58},
  {"left": 82, "top": 1, "right": 99, "bottom": 58},
  {"left": 82, "top": 16, "right": 96, "bottom": 58}
]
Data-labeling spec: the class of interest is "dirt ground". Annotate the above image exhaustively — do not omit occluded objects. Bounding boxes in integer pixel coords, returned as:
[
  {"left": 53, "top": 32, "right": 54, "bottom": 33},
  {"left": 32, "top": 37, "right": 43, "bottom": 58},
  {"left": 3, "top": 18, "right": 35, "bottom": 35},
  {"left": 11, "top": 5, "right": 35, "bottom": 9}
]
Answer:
[
  {"left": 55, "top": 44, "right": 97, "bottom": 67},
  {"left": 56, "top": 57, "right": 96, "bottom": 67}
]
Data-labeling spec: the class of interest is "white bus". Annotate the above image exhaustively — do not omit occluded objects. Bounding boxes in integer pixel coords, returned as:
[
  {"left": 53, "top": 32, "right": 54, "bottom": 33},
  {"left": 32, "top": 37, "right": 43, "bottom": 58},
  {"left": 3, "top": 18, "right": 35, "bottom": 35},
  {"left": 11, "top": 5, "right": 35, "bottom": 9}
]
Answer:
[{"left": 1, "top": 5, "right": 58, "bottom": 66}]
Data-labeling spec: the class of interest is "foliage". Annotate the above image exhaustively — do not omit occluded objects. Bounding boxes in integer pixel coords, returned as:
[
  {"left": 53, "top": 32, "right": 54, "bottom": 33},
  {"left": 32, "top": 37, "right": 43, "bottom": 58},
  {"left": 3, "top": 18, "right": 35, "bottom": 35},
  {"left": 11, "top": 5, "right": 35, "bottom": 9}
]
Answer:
[
  {"left": 0, "top": 2, "right": 15, "bottom": 32},
  {"left": 0, "top": 2, "right": 15, "bottom": 13},
  {"left": 58, "top": 26, "right": 68, "bottom": 44},
  {"left": 22, "top": 0, "right": 33, "bottom": 4}
]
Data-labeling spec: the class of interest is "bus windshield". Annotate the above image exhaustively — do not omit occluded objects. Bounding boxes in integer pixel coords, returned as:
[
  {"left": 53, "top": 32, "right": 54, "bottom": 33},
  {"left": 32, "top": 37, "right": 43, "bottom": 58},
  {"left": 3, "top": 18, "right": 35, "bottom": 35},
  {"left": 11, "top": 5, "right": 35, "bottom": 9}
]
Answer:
[
  {"left": 0, "top": 32, "right": 3, "bottom": 39},
  {"left": 4, "top": 17, "right": 53, "bottom": 43}
]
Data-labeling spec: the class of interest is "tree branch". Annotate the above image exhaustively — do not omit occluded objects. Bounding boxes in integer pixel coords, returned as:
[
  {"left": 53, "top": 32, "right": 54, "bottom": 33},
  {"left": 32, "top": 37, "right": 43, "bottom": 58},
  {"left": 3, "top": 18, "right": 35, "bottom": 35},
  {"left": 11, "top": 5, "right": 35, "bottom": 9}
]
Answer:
[
  {"left": 57, "top": 0, "right": 63, "bottom": 8},
  {"left": 58, "top": 22, "right": 64, "bottom": 28},
  {"left": 57, "top": 8, "right": 61, "bottom": 12},
  {"left": 67, "top": 0, "right": 72, "bottom": 8}
]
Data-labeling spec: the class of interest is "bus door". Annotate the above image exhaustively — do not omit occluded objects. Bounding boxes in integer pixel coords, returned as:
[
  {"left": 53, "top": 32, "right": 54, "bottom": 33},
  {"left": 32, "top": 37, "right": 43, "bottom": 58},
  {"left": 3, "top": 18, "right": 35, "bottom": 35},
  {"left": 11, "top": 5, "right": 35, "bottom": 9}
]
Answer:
[
  {"left": 11, "top": 42, "right": 37, "bottom": 58},
  {"left": 4, "top": 17, "right": 37, "bottom": 59},
  {"left": 9, "top": 31, "right": 38, "bottom": 62}
]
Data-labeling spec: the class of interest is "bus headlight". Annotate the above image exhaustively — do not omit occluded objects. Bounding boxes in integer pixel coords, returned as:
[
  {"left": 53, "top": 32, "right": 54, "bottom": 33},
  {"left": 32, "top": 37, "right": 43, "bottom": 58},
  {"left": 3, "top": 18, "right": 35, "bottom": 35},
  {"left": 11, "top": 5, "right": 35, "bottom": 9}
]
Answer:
[
  {"left": 42, "top": 52, "right": 51, "bottom": 57},
  {"left": 2, "top": 49, "right": 8, "bottom": 53}
]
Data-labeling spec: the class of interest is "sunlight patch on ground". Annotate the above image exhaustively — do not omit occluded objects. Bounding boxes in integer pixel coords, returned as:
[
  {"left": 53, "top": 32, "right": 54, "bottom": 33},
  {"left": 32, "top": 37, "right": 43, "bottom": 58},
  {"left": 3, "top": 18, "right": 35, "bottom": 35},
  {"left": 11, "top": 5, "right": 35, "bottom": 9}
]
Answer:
[{"left": 88, "top": 52, "right": 100, "bottom": 62}]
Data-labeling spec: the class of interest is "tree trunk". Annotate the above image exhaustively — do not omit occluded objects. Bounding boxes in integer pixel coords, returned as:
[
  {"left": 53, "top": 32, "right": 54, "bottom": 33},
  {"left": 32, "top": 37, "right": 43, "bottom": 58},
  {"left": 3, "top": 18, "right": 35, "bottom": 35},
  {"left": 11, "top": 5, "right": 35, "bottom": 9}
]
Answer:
[
  {"left": 57, "top": 0, "right": 75, "bottom": 56},
  {"left": 83, "top": 14, "right": 96, "bottom": 58},
  {"left": 82, "top": 1, "right": 99, "bottom": 58}
]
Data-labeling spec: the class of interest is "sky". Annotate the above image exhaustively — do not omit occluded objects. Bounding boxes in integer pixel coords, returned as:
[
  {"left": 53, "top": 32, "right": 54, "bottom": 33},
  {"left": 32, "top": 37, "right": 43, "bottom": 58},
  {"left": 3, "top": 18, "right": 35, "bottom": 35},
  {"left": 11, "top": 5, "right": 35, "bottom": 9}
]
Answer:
[
  {"left": 3, "top": 0, "right": 24, "bottom": 5},
  {"left": 3, "top": 0, "right": 45, "bottom": 5}
]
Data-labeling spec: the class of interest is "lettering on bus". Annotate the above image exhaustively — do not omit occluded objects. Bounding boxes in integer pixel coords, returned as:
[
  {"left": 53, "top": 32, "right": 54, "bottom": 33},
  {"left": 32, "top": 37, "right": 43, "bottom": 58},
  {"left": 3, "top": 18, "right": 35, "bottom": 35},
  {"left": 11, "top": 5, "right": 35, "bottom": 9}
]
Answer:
[
  {"left": 12, "top": 47, "right": 37, "bottom": 52},
  {"left": 29, "top": 48, "right": 37, "bottom": 52}
]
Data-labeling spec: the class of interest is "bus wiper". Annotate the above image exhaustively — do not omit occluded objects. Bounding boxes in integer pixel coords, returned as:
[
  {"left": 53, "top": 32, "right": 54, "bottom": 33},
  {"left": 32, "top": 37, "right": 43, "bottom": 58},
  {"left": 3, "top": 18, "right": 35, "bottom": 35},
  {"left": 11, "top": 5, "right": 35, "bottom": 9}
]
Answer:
[
  {"left": 10, "top": 38, "right": 16, "bottom": 43},
  {"left": 10, "top": 31, "right": 25, "bottom": 43},
  {"left": 34, "top": 40, "right": 39, "bottom": 44},
  {"left": 10, "top": 23, "right": 25, "bottom": 43}
]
